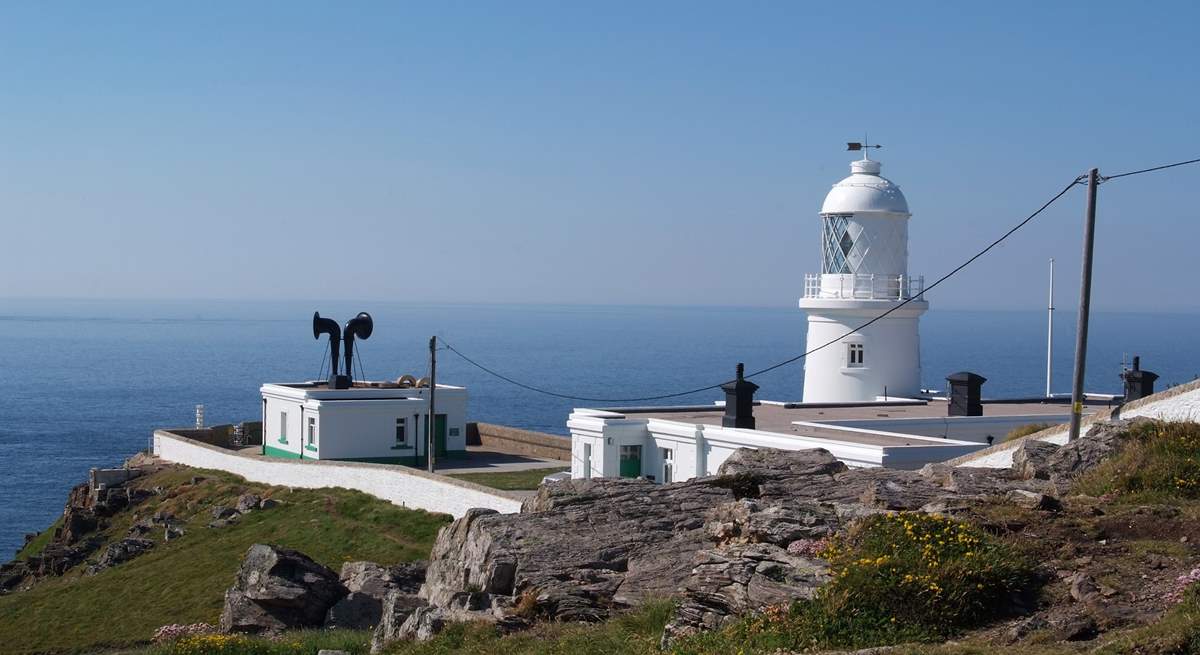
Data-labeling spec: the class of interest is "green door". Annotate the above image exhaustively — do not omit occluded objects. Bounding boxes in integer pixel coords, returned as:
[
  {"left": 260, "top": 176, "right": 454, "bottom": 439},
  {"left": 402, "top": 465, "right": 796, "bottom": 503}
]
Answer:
[
  {"left": 435, "top": 414, "right": 448, "bottom": 458},
  {"left": 619, "top": 445, "right": 642, "bottom": 478}
]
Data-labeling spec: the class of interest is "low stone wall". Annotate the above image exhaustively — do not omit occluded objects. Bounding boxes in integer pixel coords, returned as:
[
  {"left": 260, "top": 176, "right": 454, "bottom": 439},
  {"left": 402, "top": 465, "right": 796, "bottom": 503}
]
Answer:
[
  {"left": 152, "top": 430, "right": 525, "bottom": 518},
  {"left": 467, "top": 422, "right": 570, "bottom": 461}
]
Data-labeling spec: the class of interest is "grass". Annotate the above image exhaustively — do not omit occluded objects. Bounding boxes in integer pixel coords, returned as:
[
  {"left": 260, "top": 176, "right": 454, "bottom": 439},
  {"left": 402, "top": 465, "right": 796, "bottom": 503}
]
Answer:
[
  {"left": 1003, "top": 423, "right": 1054, "bottom": 442},
  {"left": 447, "top": 467, "right": 567, "bottom": 491},
  {"left": 0, "top": 466, "right": 451, "bottom": 655},
  {"left": 673, "top": 513, "right": 1037, "bottom": 654},
  {"left": 1074, "top": 420, "right": 1200, "bottom": 503},
  {"left": 118, "top": 629, "right": 371, "bottom": 655},
  {"left": 15, "top": 515, "right": 62, "bottom": 560}
]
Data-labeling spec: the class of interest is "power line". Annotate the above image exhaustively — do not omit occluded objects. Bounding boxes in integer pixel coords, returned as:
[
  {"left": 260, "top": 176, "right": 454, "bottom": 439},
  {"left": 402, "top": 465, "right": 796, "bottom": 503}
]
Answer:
[
  {"left": 441, "top": 175, "right": 1084, "bottom": 404},
  {"left": 1101, "top": 156, "right": 1200, "bottom": 182}
]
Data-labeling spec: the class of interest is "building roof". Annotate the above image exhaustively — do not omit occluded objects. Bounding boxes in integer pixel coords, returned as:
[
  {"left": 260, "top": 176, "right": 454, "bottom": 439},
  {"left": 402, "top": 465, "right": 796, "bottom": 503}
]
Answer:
[
  {"left": 820, "top": 157, "right": 910, "bottom": 216},
  {"left": 607, "top": 397, "right": 1117, "bottom": 437}
]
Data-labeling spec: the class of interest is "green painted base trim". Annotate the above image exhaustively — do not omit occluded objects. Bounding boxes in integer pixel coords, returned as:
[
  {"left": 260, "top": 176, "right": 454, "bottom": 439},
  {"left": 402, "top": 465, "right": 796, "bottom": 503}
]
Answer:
[
  {"left": 278, "top": 437, "right": 288, "bottom": 444},
  {"left": 304, "top": 445, "right": 318, "bottom": 452},
  {"left": 263, "top": 444, "right": 302, "bottom": 459}
]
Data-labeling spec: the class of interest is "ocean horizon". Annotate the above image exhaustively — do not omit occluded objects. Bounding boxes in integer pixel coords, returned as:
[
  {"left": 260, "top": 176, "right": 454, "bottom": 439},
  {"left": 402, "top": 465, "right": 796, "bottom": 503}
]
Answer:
[{"left": 3, "top": 298, "right": 1198, "bottom": 558}]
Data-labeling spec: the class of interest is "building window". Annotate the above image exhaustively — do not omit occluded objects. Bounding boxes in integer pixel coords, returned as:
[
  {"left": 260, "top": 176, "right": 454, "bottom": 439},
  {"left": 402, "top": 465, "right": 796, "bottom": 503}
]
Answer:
[
  {"left": 583, "top": 443, "right": 592, "bottom": 479},
  {"left": 395, "top": 418, "right": 407, "bottom": 446},
  {"left": 660, "top": 447, "right": 674, "bottom": 484},
  {"left": 847, "top": 343, "right": 865, "bottom": 368},
  {"left": 279, "top": 411, "right": 288, "bottom": 443},
  {"left": 306, "top": 417, "right": 317, "bottom": 447}
]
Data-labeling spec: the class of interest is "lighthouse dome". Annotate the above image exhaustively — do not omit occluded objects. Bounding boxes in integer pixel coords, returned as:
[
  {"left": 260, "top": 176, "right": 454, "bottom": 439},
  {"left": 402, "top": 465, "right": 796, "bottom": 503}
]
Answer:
[{"left": 820, "top": 158, "right": 910, "bottom": 215}]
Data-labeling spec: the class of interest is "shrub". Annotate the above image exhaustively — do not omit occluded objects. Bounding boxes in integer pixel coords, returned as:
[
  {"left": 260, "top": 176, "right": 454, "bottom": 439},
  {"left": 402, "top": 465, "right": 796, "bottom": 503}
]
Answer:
[
  {"left": 1074, "top": 421, "right": 1200, "bottom": 502},
  {"left": 675, "top": 513, "right": 1038, "bottom": 653}
]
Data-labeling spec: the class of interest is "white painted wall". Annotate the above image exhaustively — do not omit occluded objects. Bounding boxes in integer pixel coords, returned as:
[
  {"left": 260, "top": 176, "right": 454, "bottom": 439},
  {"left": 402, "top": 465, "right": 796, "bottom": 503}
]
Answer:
[
  {"left": 566, "top": 410, "right": 986, "bottom": 481},
  {"left": 817, "top": 414, "right": 1075, "bottom": 444},
  {"left": 261, "top": 384, "right": 468, "bottom": 461},
  {"left": 798, "top": 302, "right": 927, "bottom": 403},
  {"left": 153, "top": 430, "right": 523, "bottom": 518}
]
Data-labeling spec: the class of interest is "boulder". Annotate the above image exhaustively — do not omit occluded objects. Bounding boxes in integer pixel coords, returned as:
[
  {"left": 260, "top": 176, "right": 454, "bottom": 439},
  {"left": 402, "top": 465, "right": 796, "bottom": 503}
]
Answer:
[
  {"left": 661, "top": 542, "right": 830, "bottom": 647},
  {"left": 236, "top": 494, "right": 262, "bottom": 513},
  {"left": 326, "top": 560, "right": 428, "bottom": 630},
  {"left": 218, "top": 544, "right": 347, "bottom": 635},
  {"left": 85, "top": 538, "right": 154, "bottom": 575},
  {"left": 259, "top": 498, "right": 280, "bottom": 510},
  {"left": 1005, "top": 489, "right": 1061, "bottom": 511},
  {"left": 397, "top": 606, "right": 447, "bottom": 642},
  {"left": 1043, "top": 419, "right": 1152, "bottom": 493},
  {"left": 370, "top": 589, "right": 430, "bottom": 652},
  {"left": 1011, "top": 440, "right": 1060, "bottom": 480},
  {"left": 212, "top": 505, "right": 238, "bottom": 520}
]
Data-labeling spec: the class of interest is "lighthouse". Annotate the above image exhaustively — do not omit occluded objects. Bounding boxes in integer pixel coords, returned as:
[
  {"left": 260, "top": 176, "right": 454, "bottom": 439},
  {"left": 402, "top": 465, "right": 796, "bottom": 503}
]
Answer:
[{"left": 799, "top": 149, "right": 928, "bottom": 402}]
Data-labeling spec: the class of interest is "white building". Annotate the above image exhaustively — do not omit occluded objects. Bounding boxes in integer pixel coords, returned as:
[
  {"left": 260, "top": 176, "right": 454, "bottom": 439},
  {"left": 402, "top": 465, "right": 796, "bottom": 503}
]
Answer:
[
  {"left": 799, "top": 154, "right": 928, "bottom": 402},
  {"left": 260, "top": 381, "right": 468, "bottom": 465}
]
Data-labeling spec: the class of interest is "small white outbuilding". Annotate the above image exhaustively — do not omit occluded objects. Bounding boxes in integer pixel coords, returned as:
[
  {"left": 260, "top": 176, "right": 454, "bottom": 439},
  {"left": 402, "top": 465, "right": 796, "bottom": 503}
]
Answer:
[{"left": 260, "top": 381, "right": 468, "bottom": 466}]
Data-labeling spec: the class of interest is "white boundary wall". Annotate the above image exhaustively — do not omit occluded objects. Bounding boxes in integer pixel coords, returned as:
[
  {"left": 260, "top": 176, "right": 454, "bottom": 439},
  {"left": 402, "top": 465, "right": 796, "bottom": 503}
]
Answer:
[
  {"left": 951, "top": 380, "right": 1200, "bottom": 469},
  {"left": 153, "top": 430, "right": 524, "bottom": 518}
]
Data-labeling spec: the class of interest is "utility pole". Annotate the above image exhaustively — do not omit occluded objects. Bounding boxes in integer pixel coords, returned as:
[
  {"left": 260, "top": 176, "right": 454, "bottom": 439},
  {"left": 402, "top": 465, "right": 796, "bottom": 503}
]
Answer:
[
  {"left": 1046, "top": 258, "right": 1055, "bottom": 398},
  {"left": 1068, "top": 169, "right": 1099, "bottom": 441},
  {"left": 427, "top": 336, "right": 437, "bottom": 472}
]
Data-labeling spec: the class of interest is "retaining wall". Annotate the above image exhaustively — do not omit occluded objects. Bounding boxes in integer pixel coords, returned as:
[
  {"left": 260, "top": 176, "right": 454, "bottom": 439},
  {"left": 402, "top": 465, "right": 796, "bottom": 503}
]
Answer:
[
  {"left": 153, "top": 430, "right": 525, "bottom": 518},
  {"left": 467, "top": 422, "right": 570, "bottom": 461}
]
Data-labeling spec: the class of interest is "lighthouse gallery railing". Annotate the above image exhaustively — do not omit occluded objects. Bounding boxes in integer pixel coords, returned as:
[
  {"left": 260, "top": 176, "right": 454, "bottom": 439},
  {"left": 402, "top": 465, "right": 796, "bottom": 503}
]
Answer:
[{"left": 803, "top": 273, "right": 925, "bottom": 301}]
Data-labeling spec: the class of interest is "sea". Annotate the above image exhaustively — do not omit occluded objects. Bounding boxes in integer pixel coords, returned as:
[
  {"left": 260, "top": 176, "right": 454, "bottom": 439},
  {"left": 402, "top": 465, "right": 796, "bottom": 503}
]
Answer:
[{"left": 2, "top": 299, "right": 1199, "bottom": 559}]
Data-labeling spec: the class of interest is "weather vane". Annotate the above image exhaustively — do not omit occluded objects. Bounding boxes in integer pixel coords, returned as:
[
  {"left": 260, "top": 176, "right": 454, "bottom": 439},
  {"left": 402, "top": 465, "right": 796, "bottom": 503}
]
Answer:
[{"left": 846, "top": 134, "right": 882, "bottom": 159}]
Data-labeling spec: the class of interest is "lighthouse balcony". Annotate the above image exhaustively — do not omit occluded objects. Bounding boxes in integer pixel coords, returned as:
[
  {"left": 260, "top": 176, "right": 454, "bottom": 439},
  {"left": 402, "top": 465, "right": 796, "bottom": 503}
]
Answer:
[{"left": 803, "top": 273, "right": 925, "bottom": 301}]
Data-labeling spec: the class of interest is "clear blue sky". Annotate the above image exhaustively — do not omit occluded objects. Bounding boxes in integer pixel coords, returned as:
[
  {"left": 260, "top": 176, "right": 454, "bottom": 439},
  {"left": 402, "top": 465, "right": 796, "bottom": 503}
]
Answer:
[{"left": 1, "top": 1, "right": 1197, "bottom": 311}]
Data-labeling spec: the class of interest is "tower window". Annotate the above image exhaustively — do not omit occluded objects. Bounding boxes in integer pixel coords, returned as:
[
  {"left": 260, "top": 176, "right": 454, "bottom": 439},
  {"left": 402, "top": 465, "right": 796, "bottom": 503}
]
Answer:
[{"left": 847, "top": 343, "right": 865, "bottom": 368}]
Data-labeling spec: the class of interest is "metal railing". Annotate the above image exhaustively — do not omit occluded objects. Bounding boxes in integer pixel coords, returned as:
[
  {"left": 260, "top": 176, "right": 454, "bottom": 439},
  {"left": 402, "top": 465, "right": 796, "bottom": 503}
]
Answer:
[{"left": 803, "top": 273, "right": 925, "bottom": 301}]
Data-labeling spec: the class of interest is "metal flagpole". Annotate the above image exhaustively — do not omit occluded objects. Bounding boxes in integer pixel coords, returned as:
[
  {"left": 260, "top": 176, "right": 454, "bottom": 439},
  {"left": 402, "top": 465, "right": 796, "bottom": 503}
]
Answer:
[{"left": 1068, "top": 169, "right": 1099, "bottom": 441}]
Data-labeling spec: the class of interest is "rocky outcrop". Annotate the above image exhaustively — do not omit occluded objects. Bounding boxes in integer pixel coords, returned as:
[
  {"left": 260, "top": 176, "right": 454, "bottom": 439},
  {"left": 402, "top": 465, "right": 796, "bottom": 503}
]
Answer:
[
  {"left": 407, "top": 436, "right": 1155, "bottom": 648},
  {"left": 660, "top": 543, "right": 830, "bottom": 646},
  {"left": 327, "top": 560, "right": 428, "bottom": 630},
  {"left": 219, "top": 544, "right": 347, "bottom": 635},
  {"left": 85, "top": 538, "right": 155, "bottom": 575}
]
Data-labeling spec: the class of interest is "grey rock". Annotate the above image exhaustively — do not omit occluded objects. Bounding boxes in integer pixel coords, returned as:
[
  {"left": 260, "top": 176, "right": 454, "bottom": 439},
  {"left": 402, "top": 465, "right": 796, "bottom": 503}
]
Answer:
[
  {"left": 218, "top": 544, "right": 347, "bottom": 635},
  {"left": 397, "top": 605, "right": 447, "bottom": 642},
  {"left": 370, "top": 589, "right": 429, "bottom": 652},
  {"left": 1043, "top": 419, "right": 1152, "bottom": 494},
  {"left": 259, "top": 498, "right": 280, "bottom": 510},
  {"left": 165, "top": 525, "right": 186, "bottom": 541},
  {"left": 236, "top": 494, "right": 262, "bottom": 513},
  {"left": 212, "top": 505, "right": 238, "bottom": 520},
  {"left": 1011, "top": 440, "right": 1060, "bottom": 480},
  {"left": 326, "top": 560, "right": 428, "bottom": 630},
  {"left": 1005, "top": 489, "right": 1061, "bottom": 511},
  {"left": 661, "top": 542, "right": 830, "bottom": 648},
  {"left": 84, "top": 537, "right": 154, "bottom": 575},
  {"left": 208, "top": 517, "right": 238, "bottom": 529}
]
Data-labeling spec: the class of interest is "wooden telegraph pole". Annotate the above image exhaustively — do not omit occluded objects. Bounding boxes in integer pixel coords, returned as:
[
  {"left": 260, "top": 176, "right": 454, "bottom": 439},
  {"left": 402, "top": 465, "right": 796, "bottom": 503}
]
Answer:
[{"left": 1068, "top": 168, "right": 1099, "bottom": 441}]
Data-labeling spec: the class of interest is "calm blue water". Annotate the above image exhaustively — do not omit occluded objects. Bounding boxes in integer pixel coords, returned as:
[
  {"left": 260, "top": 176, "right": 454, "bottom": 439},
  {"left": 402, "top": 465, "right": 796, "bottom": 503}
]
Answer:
[{"left": 2, "top": 299, "right": 1198, "bottom": 558}]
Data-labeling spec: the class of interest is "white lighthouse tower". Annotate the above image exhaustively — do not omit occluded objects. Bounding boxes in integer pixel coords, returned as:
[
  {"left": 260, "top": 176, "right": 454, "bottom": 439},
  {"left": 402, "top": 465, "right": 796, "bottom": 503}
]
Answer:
[{"left": 799, "top": 149, "right": 928, "bottom": 402}]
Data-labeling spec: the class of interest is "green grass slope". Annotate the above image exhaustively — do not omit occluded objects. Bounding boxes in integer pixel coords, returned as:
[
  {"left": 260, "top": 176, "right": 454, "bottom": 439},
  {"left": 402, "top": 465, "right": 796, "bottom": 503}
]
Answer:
[{"left": 0, "top": 466, "right": 450, "bottom": 655}]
